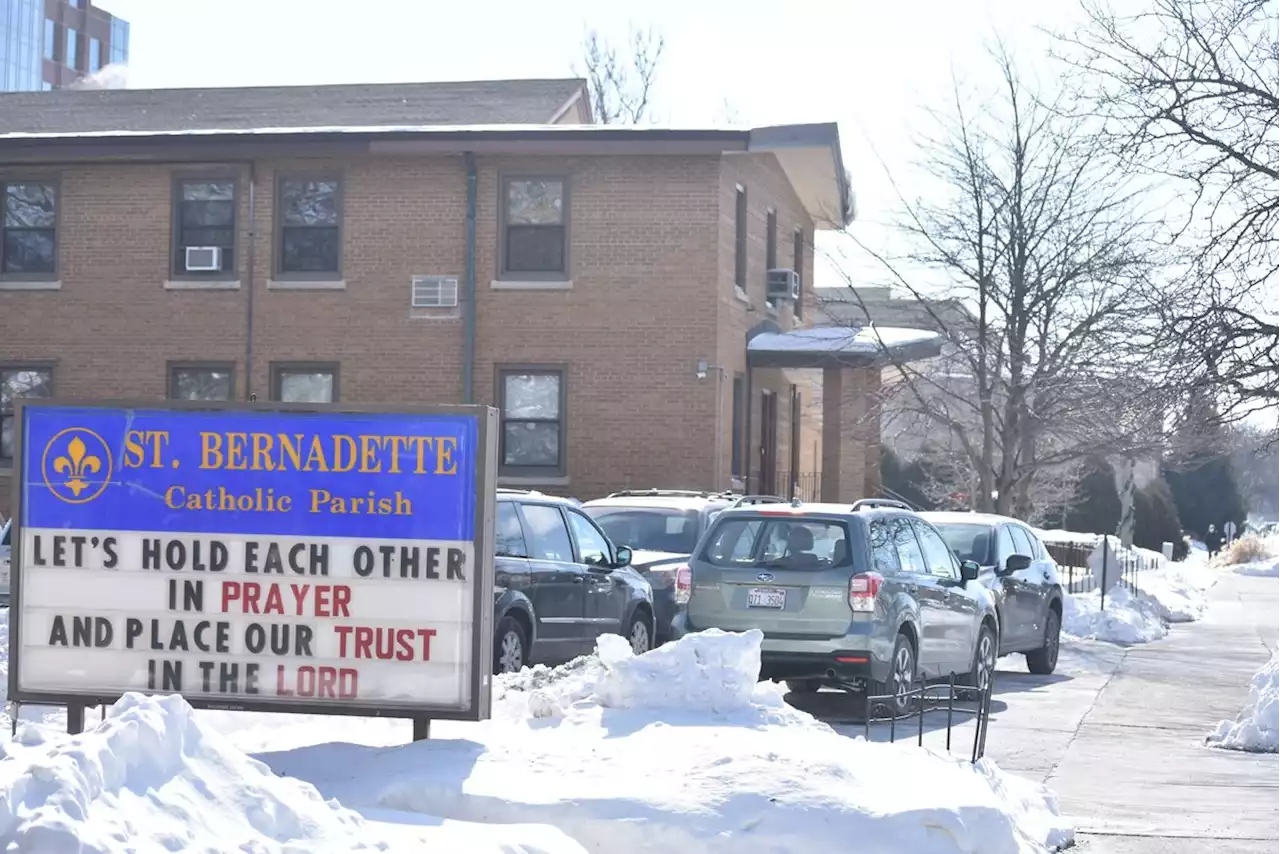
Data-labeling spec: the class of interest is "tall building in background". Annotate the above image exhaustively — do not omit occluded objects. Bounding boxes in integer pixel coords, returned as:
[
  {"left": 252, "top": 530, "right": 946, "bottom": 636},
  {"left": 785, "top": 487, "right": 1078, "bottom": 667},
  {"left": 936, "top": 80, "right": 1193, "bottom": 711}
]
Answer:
[{"left": 0, "top": 0, "right": 128, "bottom": 92}]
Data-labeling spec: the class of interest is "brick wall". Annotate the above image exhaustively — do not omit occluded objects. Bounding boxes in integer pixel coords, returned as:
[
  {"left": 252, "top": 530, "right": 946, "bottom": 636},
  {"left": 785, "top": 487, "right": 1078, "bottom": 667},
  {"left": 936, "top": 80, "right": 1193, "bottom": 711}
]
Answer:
[{"left": 0, "top": 150, "right": 764, "bottom": 514}]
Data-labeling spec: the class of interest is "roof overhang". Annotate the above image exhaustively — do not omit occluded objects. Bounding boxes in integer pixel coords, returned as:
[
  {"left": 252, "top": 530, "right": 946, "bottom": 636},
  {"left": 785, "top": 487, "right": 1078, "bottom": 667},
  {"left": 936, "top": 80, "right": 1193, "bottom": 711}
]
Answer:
[
  {"left": 747, "top": 323, "right": 942, "bottom": 370},
  {"left": 0, "top": 121, "right": 851, "bottom": 229}
]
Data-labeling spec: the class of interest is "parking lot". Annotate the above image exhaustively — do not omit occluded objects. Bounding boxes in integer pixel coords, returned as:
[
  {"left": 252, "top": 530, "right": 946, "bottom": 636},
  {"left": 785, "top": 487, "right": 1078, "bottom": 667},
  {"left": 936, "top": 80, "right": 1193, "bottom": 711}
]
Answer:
[{"left": 795, "top": 570, "right": 1278, "bottom": 852}]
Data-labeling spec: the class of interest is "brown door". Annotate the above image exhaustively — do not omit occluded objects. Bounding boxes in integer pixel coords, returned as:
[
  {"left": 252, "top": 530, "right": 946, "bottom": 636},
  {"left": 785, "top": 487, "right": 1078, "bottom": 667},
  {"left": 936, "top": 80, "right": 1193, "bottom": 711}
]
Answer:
[{"left": 759, "top": 391, "right": 778, "bottom": 494}]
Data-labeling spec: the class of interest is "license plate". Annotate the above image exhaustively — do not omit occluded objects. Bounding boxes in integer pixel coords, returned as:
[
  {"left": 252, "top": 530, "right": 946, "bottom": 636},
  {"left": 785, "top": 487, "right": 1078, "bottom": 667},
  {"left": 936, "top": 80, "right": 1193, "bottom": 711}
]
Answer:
[{"left": 748, "top": 587, "right": 786, "bottom": 609}]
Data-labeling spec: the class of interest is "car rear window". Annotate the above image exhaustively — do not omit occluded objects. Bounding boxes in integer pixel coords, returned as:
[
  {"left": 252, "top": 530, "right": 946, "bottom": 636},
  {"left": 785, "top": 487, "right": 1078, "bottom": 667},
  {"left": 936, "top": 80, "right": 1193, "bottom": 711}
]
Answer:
[
  {"left": 583, "top": 507, "right": 701, "bottom": 554},
  {"left": 933, "top": 522, "right": 993, "bottom": 565},
  {"left": 699, "top": 516, "right": 852, "bottom": 569}
]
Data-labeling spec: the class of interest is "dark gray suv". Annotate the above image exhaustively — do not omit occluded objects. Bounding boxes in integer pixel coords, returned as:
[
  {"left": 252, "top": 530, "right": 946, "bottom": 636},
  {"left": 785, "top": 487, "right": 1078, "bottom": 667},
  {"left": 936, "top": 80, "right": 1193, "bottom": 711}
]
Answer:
[
  {"left": 670, "top": 499, "right": 1000, "bottom": 709},
  {"left": 491, "top": 489, "right": 655, "bottom": 674}
]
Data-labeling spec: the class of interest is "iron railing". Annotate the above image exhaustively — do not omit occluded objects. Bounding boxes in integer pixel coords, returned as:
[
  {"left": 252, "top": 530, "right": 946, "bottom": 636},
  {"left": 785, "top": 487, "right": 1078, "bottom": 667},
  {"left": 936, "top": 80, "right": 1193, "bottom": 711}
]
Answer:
[
  {"left": 755, "top": 470, "right": 823, "bottom": 502},
  {"left": 861, "top": 671, "right": 996, "bottom": 763},
  {"left": 1044, "top": 538, "right": 1163, "bottom": 607}
]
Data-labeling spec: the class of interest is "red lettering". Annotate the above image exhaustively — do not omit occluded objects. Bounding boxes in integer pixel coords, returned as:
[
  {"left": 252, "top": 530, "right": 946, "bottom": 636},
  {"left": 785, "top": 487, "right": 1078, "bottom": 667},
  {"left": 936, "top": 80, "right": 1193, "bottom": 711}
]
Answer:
[
  {"left": 394, "top": 628, "right": 414, "bottom": 661},
  {"left": 221, "top": 581, "right": 241, "bottom": 612},
  {"left": 417, "top": 627, "right": 436, "bottom": 661},
  {"left": 315, "top": 585, "right": 332, "bottom": 617},
  {"left": 332, "top": 585, "right": 351, "bottom": 617},
  {"left": 334, "top": 624, "right": 353, "bottom": 656},
  {"left": 290, "top": 583, "right": 310, "bottom": 615},
  {"left": 354, "top": 626, "right": 373, "bottom": 659},
  {"left": 333, "top": 625, "right": 438, "bottom": 661},
  {"left": 263, "top": 584, "right": 284, "bottom": 615},
  {"left": 242, "top": 581, "right": 262, "bottom": 614},
  {"left": 275, "top": 664, "right": 358, "bottom": 699}
]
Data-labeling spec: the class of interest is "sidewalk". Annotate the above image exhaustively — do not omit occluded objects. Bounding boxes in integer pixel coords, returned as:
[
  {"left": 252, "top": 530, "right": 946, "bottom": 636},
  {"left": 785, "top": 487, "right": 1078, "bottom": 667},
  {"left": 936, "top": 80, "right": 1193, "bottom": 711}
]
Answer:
[{"left": 1050, "top": 570, "right": 1279, "bottom": 852}]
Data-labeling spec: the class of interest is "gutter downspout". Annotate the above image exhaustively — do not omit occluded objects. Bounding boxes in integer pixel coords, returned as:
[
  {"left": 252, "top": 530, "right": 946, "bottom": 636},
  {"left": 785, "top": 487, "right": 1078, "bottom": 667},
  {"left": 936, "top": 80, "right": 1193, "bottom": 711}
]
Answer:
[
  {"left": 244, "top": 162, "right": 258, "bottom": 400},
  {"left": 463, "top": 152, "right": 477, "bottom": 404}
]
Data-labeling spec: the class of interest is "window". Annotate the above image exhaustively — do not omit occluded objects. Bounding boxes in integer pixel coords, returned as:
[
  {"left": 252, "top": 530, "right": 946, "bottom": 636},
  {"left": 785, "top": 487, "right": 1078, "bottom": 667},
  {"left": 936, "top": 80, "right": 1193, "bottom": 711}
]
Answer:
[
  {"left": 584, "top": 507, "right": 701, "bottom": 555},
  {"left": 498, "top": 368, "right": 564, "bottom": 475},
  {"left": 501, "top": 177, "right": 567, "bottom": 278},
  {"left": 89, "top": 37, "right": 102, "bottom": 71},
  {"left": 890, "top": 517, "right": 927, "bottom": 575},
  {"left": 277, "top": 177, "right": 341, "bottom": 277},
  {"left": 495, "top": 502, "right": 528, "bottom": 558},
  {"left": 567, "top": 510, "right": 611, "bottom": 567},
  {"left": 271, "top": 363, "right": 337, "bottom": 403},
  {"left": 1, "top": 183, "right": 57, "bottom": 277},
  {"left": 64, "top": 29, "right": 79, "bottom": 70},
  {"left": 733, "top": 186, "right": 747, "bottom": 293},
  {"left": 869, "top": 520, "right": 902, "bottom": 574},
  {"left": 934, "top": 522, "right": 993, "bottom": 565},
  {"left": 168, "top": 363, "right": 234, "bottom": 401},
  {"left": 701, "top": 518, "right": 850, "bottom": 569},
  {"left": 1008, "top": 526, "right": 1034, "bottom": 558},
  {"left": 44, "top": 20, "right": 55, "bottom": 60},
  {"left": 518, "top": 503, "right": 573, "bottom": 562},
  {"left": 995, "top": 526, "right": 1017, "bottom": 567},
  {"left": 913, "top": 520, "right": 959, "bottom": 580},
  {"left": 764, "top": 209, "right": 777, "bottom": 308},
  {"left": 172, "top": 178, "right": 236, "bottom": 277},
  {"left": 793, "top": 228, "right": 805, "bottom": 319},
  {"left": 1, "top": 367, "right": 52, "bottom": 464},
  {"left": 730, "top": 375, "right": 744, "bottom": 477}
]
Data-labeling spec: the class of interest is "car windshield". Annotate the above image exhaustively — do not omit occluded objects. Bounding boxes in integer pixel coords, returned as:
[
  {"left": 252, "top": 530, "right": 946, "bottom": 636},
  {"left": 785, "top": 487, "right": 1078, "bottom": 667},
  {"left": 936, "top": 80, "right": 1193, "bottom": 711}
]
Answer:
[
  {"left": 933, "top": 522, "right": 992, "bottom": 565},
  {"left": 583, "top": 507, "right": 702, "bottom": 554},
  {"left": 700, "top": 516, "right": 852, "bottom": 569}
]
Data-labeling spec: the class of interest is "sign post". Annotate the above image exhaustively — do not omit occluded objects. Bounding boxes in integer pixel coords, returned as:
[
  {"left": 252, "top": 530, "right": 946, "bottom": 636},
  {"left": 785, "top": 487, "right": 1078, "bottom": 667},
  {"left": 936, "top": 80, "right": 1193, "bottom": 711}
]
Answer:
[
  {"left": 1224, "top": 520, "right": 1238, "bottom": 545},
  {"left": 9, "top": 400, "right": 497, "bottom": 737}
]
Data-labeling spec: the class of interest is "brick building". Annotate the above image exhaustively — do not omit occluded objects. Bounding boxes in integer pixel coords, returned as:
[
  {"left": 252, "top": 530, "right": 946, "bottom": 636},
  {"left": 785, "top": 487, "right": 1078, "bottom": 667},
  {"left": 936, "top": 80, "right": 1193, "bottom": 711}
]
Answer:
[{"left": 0, "top": 78, "right": 939, "bottom": 516}]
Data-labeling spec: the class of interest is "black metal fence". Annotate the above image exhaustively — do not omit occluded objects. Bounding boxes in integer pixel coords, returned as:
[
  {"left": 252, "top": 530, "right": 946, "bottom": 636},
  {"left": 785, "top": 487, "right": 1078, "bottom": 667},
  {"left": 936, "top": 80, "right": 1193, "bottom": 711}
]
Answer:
[
  {"left": 755, "top": 469, "right": 823, "bottom": 502},
  {"left": 1044, "top": 538, "right": 1162, "bottom": 607},
  {"left": 861, "top": 671, "right": 996, "bottom": 763}
]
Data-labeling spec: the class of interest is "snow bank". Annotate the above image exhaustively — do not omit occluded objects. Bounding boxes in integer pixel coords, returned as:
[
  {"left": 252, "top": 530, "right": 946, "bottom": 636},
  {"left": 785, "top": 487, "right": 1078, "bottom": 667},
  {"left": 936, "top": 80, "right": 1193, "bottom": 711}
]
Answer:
[
  {"left": 1206, "top": 649, "right": 1279, "bottom": 754},
  {"left": 1062, "top": 584, "right": 1169, "bottom": 644},
  {"left": 263, "top": 629, "right": 1073, "bottom": 854},
  {"left": 1235, "top": 559, "right": 1280, "bottom": 577},
  {"left": 0, "top": 691, "right": 586, "bottom": 853}
]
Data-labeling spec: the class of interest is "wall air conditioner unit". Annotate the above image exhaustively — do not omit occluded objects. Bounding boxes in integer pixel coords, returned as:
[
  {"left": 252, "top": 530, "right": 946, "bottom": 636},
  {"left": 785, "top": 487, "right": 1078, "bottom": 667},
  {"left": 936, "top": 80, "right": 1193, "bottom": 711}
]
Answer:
[
  {"left": 411, "top": 275, "right": 459, "bottom": 309},
  {"left": 766, "top": 268, "right": 800, "bottom": 301},
  {"left": 184, "top": 246, "right": 222, "bottom": 272}
]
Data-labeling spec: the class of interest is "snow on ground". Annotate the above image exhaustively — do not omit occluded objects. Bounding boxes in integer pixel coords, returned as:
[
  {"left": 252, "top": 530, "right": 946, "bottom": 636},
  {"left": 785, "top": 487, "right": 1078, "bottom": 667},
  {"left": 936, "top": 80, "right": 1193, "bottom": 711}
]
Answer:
[
  {"left": 255, "top": 629, "right": 1072, "bottom": 854},
  {"left": 0, "top": 692, "right": 586, "bottom": 853},
  {"left": 1235, "top": 558, "right": 1280, "bottom": 577},
  {"left": 1206, "top": 648, "right": 1280, "bottom": 754},
  {"left": 1062, "top": 584, "right": 1170, "bottom": 645}
]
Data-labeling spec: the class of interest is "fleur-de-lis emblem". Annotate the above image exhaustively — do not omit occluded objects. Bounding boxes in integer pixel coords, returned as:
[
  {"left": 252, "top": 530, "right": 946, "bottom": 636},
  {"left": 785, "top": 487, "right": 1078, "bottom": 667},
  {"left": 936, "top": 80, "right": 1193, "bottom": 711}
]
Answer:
[{"left": 52, "top": 435, "right": 102, "bottom": 497}]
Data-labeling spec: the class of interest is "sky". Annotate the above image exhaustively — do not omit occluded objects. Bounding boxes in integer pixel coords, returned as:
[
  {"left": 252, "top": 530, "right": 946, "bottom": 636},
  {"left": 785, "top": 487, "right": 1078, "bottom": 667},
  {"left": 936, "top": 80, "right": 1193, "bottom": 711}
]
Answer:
[{"left": 101, "top": 0, "right": 1084, "bottom": 288}]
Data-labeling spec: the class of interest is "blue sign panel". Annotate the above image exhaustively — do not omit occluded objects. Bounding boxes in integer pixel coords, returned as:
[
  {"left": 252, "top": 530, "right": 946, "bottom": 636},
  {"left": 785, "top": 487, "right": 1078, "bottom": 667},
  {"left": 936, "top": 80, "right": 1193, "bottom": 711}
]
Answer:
[{"left": 21, "top": 406, "right": 478, "bottom": 541}]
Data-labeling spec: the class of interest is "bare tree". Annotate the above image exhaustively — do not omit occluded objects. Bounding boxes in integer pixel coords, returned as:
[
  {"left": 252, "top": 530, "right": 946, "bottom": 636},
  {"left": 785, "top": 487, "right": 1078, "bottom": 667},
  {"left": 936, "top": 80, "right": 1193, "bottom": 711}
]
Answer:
[
  {"left": 1055, "top": 0, "right": 1278, "bottom": 422},
  {"left": 574, "top": 26, "right": 665, "bottom": 125},
  {"left": 834, "top": 45, "right": 1168, "bottom": 517}
]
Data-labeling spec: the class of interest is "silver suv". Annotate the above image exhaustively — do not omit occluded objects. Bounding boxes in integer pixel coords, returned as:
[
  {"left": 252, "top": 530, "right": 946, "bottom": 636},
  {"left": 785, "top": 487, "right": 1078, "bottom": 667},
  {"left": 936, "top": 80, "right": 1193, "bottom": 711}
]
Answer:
[{"left": 670, "top": 499, "right": 1000, "bottom": 709}]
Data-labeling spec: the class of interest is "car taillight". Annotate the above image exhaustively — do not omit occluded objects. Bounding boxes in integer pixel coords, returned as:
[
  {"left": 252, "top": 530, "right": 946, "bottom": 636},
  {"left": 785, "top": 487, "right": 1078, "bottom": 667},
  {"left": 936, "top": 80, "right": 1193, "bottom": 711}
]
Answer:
[
  {"left": 848, "top": 572, "right": 882, "bottom": 613},
  {"left": 674, "top": 565, "right": 692, "bottom": 604}
]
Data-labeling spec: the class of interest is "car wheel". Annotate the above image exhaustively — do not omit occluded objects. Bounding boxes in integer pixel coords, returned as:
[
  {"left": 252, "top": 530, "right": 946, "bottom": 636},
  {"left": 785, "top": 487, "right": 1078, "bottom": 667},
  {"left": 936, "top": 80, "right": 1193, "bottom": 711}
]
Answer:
[
  {"left": 1025, "top": 608, "right": 1061, "bottom": 675},
  {"left": 962, "top": 623, "right": 997, "bottom": 693},
  {"left": 494, "top": 615, "right": 528, "bottom": 675},
  {"left": 625, "top": 611, "right": 652, "bottom": 656},
  {"left": 784, "top": 678, "right": 822, "bottom": 695},
  {"left": 874, "top": 632, "right": 917, "bottom": 716}
]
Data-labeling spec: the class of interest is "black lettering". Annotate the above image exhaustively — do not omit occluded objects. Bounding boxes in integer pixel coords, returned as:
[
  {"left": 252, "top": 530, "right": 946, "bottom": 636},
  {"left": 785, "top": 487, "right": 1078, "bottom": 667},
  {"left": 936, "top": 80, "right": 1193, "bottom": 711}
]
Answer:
[
  {"left": 245, "top": 622, "right": 265, "bottom": 654},
  {"left": 198, "top": 661, "right": 215, "bottom": 692},
  {"left": 244, "top": 541, "right": 260, "bottom": 573},
  {"left": 162, "top": 660, "right": 182, "bottom": 691},
  {"left": 102, "top": 536, "right": 118, "bottom": 568},
  {"left": 244, "top": 662, "right": 260, "bottom": 695},
  {"left": 263, "top": 543, "right": 283, "bottom": 574},
  {"left": 168, "top": 620, "right": 188, "bottom": 652},
  {"left": 310, "top": 544, "right": 329, "bottom": 575},
  {"left": 424, "top": 547, "right": 440, "bottom": 579},
  {"left": 142, "top": 538, "right": 161, "bottom": 569},
  {"left": 70, "top": 535, "right": 87, "bottom": 566},
  {"left": 353, "top": 546, "right": 373, "bottom": 577},
  {"left": 125, "top": 617, "right": 142, "bottom": 647},
  {"left": 48, "top": 614, "right": 67, "bottom": 645},
  {"left": 400, "top": 546, "right": 420, "bottom": 579},
  {"left": 379, "top": 545, "right": 396, "bottom": 577},
  {"left": 218, "top": 662, "right": 240, "bottom": 694},
  {"left": 32, "top": 534, "right": 46, "bottom": 566},
  {"left": 270, "top": 624, "right": 290, "bottom": 656},
  {"left": 52, "top": 536, "right": 66, "bottom": 567},
  {"left": 168, "top": 578, "right": 178, "bottom": 611},
  {"left": 296, "top": 624, "right": 314, "bottom": 656},
  {"left": 149, "top": 619, "right": 164, "bottom": 651},
  {"left": 209, "top": 540, "right": 229, "bottom": 572},
  {"left": 447, "top": 548, "right": 466, "bottom": 581},
  {"left": 183, "top": 579, "right": 203, "bottom": 612},
  {"left": 71, "top": 616, "right": 91, "bottom": 646},
  {"left": 148, "top": 657, "right": 155, "bottom": 689},
  {"left": 93, "top": 617, "right": 112, "bottom": 647},
  {"left": 165, "top": 540, "right": 185, "bottom": 570},
  {"left": 215, "top": 620, "right": 230, "bottom": 653}
]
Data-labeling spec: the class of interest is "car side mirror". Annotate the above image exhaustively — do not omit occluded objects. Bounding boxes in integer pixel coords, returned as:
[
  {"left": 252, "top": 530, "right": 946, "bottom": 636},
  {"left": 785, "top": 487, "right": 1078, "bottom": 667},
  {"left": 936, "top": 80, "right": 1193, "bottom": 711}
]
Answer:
[
  {"left": 960, "top": 560, "right": 981, "bottom": 582},
  {"left": 1004, "top": 554, "right": 1032, "bottom": 574},
  {"left": 613, "top": 545, "right": 633, "bottom": 568}
]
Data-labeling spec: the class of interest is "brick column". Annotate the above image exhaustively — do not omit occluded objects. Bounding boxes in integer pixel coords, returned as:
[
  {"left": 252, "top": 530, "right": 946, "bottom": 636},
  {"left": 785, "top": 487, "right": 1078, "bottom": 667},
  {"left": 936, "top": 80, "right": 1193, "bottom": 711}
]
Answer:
[
  {"left": 860, "top": 368, "right": 883, "bottom": 498},
  {"left": 820, "top": 366, "right": 868, "bottom": 503}
]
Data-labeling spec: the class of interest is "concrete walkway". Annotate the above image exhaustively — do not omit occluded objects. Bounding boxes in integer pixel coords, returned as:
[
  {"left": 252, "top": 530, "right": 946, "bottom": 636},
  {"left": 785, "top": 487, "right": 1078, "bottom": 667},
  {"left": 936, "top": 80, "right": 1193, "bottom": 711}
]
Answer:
[{"left": 1051, "top": 570, "right": 1278, "bottom": 852}]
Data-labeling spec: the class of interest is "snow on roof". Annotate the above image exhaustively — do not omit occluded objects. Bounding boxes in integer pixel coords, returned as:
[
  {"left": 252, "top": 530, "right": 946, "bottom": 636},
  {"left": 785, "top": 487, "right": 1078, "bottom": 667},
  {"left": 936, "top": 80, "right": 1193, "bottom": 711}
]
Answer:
[
  {"left": 0, "top": 122, "right": 754, "bottom": 142},
  {"left": 748, "top": 325, "right": 940, "bottom": 355}
]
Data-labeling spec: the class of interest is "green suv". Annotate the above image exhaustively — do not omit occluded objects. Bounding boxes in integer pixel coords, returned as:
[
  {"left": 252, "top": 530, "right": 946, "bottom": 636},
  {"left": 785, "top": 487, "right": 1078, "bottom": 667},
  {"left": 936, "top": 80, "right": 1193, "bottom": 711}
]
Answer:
[{"left": 669, "top": 499, "right": 1001, "bottom": 706}]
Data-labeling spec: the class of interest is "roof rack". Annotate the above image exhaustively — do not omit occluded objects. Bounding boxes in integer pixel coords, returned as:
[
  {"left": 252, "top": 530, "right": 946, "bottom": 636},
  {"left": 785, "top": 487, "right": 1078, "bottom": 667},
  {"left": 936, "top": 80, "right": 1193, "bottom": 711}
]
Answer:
[
  {"left": 496, "top": 487, "right": 544, "bottom": 496},
  {"left": 728, "top": 494, "right": 789, "bottom": 509},
  {"left": 605, "top": 488, "right": 735, "bottom": 500},
  {"left": 850, "top": 498, "right": 911, "bottom": 512}
]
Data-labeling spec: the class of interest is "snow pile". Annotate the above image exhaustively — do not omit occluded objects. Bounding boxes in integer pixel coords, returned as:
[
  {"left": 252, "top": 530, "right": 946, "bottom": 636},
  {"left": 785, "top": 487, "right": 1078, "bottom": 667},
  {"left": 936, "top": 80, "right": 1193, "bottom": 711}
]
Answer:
[
  {"left": 0, "top": 692, "right": 586, "bottom": 853},
  {"left": 1206, "top": 648, "right": 1279, "bottom": 754},
  {"left": 1235, "top": 559, "right": 1280, "bottom": 578},
  {"left": 263, "top": 630, "right": 1073, "bottom": 854},
  {"left": 1226, "top": 534, "right": 1280, "bottom": 578},
  {"left": 1062, "top": 584, "right": 1169, "bottom": 644},
  {"left": 1132, "top": 556, "right": 1217, "bottom": 623}
]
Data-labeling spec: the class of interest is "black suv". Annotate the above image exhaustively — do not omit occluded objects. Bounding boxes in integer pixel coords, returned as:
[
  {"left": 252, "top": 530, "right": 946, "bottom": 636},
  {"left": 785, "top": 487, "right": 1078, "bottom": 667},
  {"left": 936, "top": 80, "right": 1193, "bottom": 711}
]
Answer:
[
  {"left": 581, "top": 490, "right": 785, "bottom": 643},
  {"left": 492, "top": 489, "right": 655, "bottom": 674}
]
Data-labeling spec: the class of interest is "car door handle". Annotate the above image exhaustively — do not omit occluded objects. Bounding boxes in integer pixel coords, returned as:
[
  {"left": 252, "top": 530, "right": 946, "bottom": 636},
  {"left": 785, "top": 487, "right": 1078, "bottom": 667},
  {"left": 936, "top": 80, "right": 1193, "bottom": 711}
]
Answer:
[{"left": 571, "top": 576, "right": 584, "bottom": 583}]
